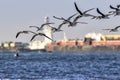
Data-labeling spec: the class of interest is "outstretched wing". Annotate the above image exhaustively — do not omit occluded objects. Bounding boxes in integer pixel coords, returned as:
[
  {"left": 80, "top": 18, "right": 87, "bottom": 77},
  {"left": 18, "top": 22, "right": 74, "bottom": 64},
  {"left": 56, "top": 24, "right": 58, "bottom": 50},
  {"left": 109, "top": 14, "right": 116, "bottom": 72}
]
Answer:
[
  {"left": 30, "top": 33, "right": 53, "bottom": 41},
  {"left": 117, "top": 4, "right": 120, "bottom": 8},
  {"left": 83, "top": 8, "right": 94, "bottom": 14},
  {"left": 97, "top": 8, "right": 105, "bottom": 16},
  {"left": 53, "top": 16, "right": 63, "bottom": 20},
  {"left": 29, "top": 26, "right": 40, "bottom": 31},
  {"left": 77, "top": 22, "right": 88, "bottom": 24},
  {"left": 16, "top": 32, "right": 22, "bottom": 38},
  {"left": 42, "top": 34, "right": 53, "bottom": 41},
  {"left": 40, "top": 23, "right": 54, "bottom": 30},
  {"left": 16, "top": 31, "right": 29, "bottom": 38},
  {"left": 67, "top": 13, "right": 77, "bottom": 20},
  {"left": 114, "top": 26, "right": 120, "bottom": 29},
  {"left": 30, "top": 34, "right": 38, "bottom": 41},
  {"left": 27, "top": 31, "right": 37, "bottom": 34},
  {"left": 110, "top": 5, "right": 118, "bottom": 10},
  {"left": 102, "top": 29, "right": 111, "bottom": 30},
  {"left": 74, "top": 2, "right": 83, "bottom": 15},
  {"left": 73, "top": 15, "right": 82, "bottom": 22},
  {"left": 57, "top": 21, "right": 68, "bottom": 29},
  {"left": 16, "top": 30, "right": 36, "bottom": 39}
]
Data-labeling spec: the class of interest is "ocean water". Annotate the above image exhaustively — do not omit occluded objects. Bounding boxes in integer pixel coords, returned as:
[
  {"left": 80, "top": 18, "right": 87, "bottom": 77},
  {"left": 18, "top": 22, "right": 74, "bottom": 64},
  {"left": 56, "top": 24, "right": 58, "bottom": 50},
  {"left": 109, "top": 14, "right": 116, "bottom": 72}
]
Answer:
[{"left": 0, "top": 52, "right": 120, "bottom": 80}]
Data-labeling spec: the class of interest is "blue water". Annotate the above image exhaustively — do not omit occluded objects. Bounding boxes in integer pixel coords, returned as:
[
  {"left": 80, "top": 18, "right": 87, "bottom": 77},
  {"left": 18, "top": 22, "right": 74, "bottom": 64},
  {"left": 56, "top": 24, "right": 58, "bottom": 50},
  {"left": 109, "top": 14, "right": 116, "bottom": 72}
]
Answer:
[{"left": 0, "top": 52, "right": 120, "bottom": 80}]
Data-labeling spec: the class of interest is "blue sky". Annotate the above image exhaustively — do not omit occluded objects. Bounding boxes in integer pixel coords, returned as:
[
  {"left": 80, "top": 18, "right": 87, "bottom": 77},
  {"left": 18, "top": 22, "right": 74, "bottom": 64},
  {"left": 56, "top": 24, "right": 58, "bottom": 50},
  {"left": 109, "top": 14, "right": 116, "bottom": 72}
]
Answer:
[{"left": 0, "top": 0, "right": 120, "bottom": 42}]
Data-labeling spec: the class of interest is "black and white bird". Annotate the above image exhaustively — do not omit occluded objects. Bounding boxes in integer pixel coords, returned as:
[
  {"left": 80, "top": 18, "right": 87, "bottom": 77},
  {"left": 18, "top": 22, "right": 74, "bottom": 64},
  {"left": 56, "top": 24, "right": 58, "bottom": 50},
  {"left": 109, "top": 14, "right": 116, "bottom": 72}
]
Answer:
[
  {"left": 109, "top": 5, "right": 120, "bottom": 16},
  {"left": 16, "top": 30, "right": 37, "bottom": 38},
  {"left": 92, "top": 8, "right": 111, "bottom": 19},
  {"left": 30, "top": 33, "right": 53, "bottom": 41},
  {"left": 74, "top": 2, "right": 94, "bottom": 18},
  {"left": 53, "top": 13, "right": 77, "bottom": 29},
  {"left": 102, "top": 26, "right": 120, "bottom": 32},
  {"left": 60, "top": 17, "right": 88, "bottom": 27}
]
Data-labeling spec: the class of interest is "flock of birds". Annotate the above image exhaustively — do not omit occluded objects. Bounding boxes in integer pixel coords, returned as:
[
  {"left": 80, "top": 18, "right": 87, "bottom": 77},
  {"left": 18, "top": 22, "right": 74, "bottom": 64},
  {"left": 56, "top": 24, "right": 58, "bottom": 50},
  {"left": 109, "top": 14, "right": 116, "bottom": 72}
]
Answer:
[{"left": 16, "top": 2, "right": 120, "bottom": 41}]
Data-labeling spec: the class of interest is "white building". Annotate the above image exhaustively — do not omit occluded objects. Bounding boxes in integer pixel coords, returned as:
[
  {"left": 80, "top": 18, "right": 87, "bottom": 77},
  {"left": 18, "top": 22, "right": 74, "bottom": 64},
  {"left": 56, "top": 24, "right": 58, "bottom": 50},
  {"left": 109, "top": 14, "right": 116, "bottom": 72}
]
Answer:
[
  {"left": 44, "top": 16, "right": 53, "bottom": 44},
  {"left": 28, "top": 40, "right": 45, "bottom": 50},
  {"left": 85, "top": 32, "right": 104, "bottom": 41},
  {"left": 28, "top": 16, "right": 53, "bottom": 50}
]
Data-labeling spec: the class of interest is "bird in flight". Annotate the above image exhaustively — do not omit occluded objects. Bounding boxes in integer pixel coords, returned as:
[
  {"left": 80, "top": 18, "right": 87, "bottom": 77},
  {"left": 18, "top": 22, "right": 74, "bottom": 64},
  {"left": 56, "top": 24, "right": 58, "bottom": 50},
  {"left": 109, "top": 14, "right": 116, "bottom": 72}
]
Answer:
[
  {"left": 60, "top": 17, "right": 88, "bottom": 27},
  {"left": 102, "top": 26, "right": 120, "bottom": 32},
  {"left": 29, "top": 22, "right": 54, "bottom": 31},
  {"left": 16, "top": 30, "right": 37, "bottom": 38},
  {"left": 74, "top": 2, "right": 94, "bottom": 18},
  {"left": 92, "top": 8, "right": 111, "bottom": 19},
  {"left": 53, "top": 13, "right": 77, "bottom": 29},
  {"left": 109, "top": 5, "right": 120, "bottom": 16},
  {"left": 30, "top": 33, "right": 54, "bottom": 41}
]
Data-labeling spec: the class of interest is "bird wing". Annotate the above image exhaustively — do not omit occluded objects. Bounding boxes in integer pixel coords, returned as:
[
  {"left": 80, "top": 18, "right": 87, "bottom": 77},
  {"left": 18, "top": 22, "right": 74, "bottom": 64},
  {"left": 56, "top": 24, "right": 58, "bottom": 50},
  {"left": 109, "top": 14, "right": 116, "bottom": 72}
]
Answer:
[
  {"left": 61, "top": 17, "right": 71, "bottom": 23},
  {"left": 27, "top": 31, "right": 37, "bottom": 34},
  {"left": 97, "top": 8, "right": 105, "bottom": 16},
  {"left": 53, "top": 16, "right": 63, "bottom": 20},
  {"left": 16, "top": 32, "right": 22, "bottom": 38},
  {"left": 67, "top": 13, "right": 77, "bottom": 20},
  {"left": 39, "top": 24, "right": 46, "bottom": 30},
  {"left": 16, "top": 31, "right": 29, "bottom": 38},
  {"left": 30, "top": 34, "right": 38, "bottom": 41},
  {"left": 42, "top": 34, "right": 53, "bottom": 41},
  {"left": 83, "top": 8, "right": 94, "bottom": 14},
  {"left": 114, "top": 26, "right": 120, "bottom": 29},
  {"left": 110, "top": 5, "right": 118, "bottom": 10},
  {"left": 30, "top": 33, "right": 53, "bottom": 41},
  {"left": 74, "top": 2, "right": 83, "bottom": 15},
  {"left": 117, "top": 4, "right": 120, "bottom": 8},
  {"left": 29, "top": 26, "right": 40, "bottom": 30},
  {"left": 73, "top": 15, "right": 81, "bottom": 22},
  {"left": 102, "top": 29, "right": 111, "bottom": 30},
  {"left": 16, "top": 30, "right": 37, "bottom": 39},
  {"left": 77, "top": 22, "right": 88, "bottom": 24},
  {"left": 40, "top": 23, "right": 54, "bottom": 30},
  {"left": 51, "top": 27, "right": 62, "bottom": 32},
  {"left": 57, "top": 22, "right": 67, "bottom": 29}
]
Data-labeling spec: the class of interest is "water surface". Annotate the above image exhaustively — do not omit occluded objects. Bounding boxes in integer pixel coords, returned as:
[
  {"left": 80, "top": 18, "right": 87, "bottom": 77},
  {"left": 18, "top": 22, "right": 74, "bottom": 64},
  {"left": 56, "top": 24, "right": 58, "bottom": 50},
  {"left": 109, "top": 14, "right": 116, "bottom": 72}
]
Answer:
[{"left": 0, "top": 52, "right": 120, "bottom": 80}]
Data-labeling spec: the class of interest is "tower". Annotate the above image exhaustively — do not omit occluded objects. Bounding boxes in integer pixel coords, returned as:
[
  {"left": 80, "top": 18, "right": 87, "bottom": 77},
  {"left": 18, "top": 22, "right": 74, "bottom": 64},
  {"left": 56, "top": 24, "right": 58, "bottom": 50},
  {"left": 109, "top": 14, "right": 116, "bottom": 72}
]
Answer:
[
  {"left": 63, "top": 32, "right": 68, "bottom": 41},
  {"left": 43, "top": 16, "right": 53, "bottom": 44}
]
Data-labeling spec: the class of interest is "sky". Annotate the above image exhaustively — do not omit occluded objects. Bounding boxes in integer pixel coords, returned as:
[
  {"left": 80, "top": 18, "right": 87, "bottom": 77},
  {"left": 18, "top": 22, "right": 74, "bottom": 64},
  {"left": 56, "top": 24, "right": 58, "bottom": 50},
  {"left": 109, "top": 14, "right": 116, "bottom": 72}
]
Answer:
[{"left": 0, "top": 0, "right": 120, "bottom": 42}]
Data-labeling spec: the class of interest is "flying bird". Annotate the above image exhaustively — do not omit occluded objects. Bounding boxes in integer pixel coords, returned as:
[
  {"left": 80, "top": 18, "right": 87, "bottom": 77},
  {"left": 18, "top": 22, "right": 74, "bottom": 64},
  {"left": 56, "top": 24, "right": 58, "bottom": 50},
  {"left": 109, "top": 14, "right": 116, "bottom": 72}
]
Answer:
[
  {"left": 109, "top": 5, "right": 120, "bottom": 16},
  {"left": 53, "top": 13, "right": 77, "bottom": 21},
  {"left": 102, "top": 26, "right": 120, "bottom": 32},
  {"left": 60, "top": 17, "right": 88, "bottom": 27},
  {"left": 53, "top": 13, "right": 77, "bottom": 29},
  {"left": 92, "top": 8, "right": 111, "bottom": 19},
  {"left": 117, "top": 4, "right": 120, "bottom": 8},
  {"left": 30, "top": 33, "right": 53, "bottom": 41},
  {"left": 74, "top": 2, "right": 94, "bottom": 18},
  {"left": 29, "top": 22, "right": 54, "bottom": 31},
  {"left": 16, "top": 30, "right": 37, "bottom": 38}
]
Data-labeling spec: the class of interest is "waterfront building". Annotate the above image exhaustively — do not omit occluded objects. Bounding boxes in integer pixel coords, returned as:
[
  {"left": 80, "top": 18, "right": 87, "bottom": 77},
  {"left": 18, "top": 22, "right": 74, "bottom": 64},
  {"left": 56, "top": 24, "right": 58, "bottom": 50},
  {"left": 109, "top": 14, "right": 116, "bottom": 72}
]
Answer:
[
  {"left": 28, "top": 16, "right": 53, "bottom": 51},
  {"left": 43, "top": 16, "right": 53, "bottom": 45},
  {"left": 28, "top": 40, "right": 45, "bottom": 50}
]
